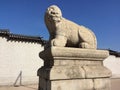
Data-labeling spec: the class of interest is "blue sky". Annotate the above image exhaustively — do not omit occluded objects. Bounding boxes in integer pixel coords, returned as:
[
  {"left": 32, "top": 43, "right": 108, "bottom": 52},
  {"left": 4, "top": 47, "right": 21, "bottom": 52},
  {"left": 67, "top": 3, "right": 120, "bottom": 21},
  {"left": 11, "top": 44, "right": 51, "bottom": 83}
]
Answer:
[{"left": 0, "top": 0, "right": 120, "bottom": 51}]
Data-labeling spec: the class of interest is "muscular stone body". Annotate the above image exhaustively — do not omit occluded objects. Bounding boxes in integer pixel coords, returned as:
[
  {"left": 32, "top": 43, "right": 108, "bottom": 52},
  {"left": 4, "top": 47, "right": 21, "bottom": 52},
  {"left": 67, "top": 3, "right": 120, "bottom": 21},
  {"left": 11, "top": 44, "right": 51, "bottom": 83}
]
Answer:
[{"left": 45, "top": 5, "right": 97, "bottom": 49}]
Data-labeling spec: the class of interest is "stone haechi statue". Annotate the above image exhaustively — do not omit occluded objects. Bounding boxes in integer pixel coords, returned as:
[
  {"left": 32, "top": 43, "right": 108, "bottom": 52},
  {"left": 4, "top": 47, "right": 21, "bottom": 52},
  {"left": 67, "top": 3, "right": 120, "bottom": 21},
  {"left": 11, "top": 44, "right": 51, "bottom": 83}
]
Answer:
[
  {"left": 44, "top": 5, "right": 97, "bottom": 49},
  {"left": 37, "top": 5, "right": 112, "bottom": 90}
]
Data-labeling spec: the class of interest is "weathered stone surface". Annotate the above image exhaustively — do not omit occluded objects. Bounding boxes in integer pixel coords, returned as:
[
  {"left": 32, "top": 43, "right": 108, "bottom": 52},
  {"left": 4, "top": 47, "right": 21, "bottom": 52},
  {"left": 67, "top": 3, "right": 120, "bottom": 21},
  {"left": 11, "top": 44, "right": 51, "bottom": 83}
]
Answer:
[
  {"left": 40, "top": 47, "right": 109, "bottom": 61},
  {"left": 38, "top": 65, "right": 112, "bottom": 80},
  {"left": 45, "top": 5, "right": 97, "bottom": 49},
  {"left": 39, "top": 79, "right": 94, "bottom": 90},
  {"left": 38, "top": 66, "right": 85, "bottom": 79},
  {"left": 38, "top": 78, "right": 111, "bottom": 90},
  {"left": 51, "top": 79, "right": 94, "bottom": 90},
  {"left": 94, "top": 78, "right": 111, "bottom": 90},
  {"left": 39, "top": 47, "right": 109, "bottom": 67},
  {"left": 38, "top": 47, "right": 111, "bottom": 90},
  {"left": 83, "top": 66, "right": 112, "bottom": 78},
  {"left": 54, "top": 60, "right": 102, "bottom": 66}
]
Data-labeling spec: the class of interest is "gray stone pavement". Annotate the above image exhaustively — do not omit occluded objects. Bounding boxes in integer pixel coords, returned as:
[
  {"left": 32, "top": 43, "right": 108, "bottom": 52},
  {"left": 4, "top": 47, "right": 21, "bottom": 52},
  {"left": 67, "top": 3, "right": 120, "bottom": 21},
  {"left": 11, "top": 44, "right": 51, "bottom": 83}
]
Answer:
[
  {"left": 0, "top": 79, "right": 120, "bottom": 90},
  {"left": 0, "top": 84, "right": 38, "bottom": 90},
  {"left": 111, "top": 78, "right": 120, "bottom": 90}
]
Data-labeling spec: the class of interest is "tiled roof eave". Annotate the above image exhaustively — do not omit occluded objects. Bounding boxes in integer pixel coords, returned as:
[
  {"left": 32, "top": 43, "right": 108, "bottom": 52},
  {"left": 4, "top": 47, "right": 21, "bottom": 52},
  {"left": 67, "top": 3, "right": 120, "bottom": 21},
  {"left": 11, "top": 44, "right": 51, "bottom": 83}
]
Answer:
[
  {"left": 109, "top": 50, "right": 120, "bottom": 57},
  {"left": 0, "top": 29, "right": 45, "bottom": 45}
]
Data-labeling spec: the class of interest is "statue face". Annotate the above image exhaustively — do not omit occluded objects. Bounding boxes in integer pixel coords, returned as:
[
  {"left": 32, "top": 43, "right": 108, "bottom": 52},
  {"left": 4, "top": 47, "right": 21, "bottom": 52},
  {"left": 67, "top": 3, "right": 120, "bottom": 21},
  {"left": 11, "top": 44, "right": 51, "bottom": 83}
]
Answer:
[{"left": 46, "top": 5, "right": 62, "bottom": 22}]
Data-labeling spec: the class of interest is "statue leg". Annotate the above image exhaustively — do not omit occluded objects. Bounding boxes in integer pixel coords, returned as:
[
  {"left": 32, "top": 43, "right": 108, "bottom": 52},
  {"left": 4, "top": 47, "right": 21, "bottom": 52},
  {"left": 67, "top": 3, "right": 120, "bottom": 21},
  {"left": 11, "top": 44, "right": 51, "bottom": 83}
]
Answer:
[
  {"left": 79, "top": 42, "right": 90, "bottom": 48},
  {"left": 79, "top": 42, "right": 95, "bottom": 49},
  {"left": 51, "top": 35, "right": 67, "bottom": 47}
]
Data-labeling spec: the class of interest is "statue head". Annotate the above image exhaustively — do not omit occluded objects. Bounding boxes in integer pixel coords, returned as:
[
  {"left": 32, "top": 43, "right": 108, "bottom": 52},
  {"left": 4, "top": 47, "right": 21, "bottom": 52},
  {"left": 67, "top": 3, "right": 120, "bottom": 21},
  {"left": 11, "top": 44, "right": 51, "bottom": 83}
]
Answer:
[{"left": 45, "top": 5, "right": 62, "bottom": 23}]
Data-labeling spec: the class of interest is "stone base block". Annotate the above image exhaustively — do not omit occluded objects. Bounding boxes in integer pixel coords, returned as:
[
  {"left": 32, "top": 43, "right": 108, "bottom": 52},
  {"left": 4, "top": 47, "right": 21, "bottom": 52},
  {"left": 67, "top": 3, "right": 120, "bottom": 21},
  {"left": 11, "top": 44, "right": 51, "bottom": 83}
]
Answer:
[
  {"left": 37, "top": 65, "right": 111, "bottom": 80},
  {"left": 39, "top": 78, "right": 93, "bottom": 90},
  {"left": 38, "top": 47, "right": 112, "bottom": 90},
  {"left": 83, "top": 66, "right": 111, "bottom": 78},
  {"left": 37, "top": 66, "right": 85, "bottom": 80},
  {"left": 39, "top": 47, "right": 109, "bottom": 67},
  {"left": 38, "top": 78, "right": 111, "bottom": 90},
  {"left": 51, "top": 60, "right": 103, "bottom": 66},
  {"left": 94, "top": 78, "right": 111, "bottom": 90}
]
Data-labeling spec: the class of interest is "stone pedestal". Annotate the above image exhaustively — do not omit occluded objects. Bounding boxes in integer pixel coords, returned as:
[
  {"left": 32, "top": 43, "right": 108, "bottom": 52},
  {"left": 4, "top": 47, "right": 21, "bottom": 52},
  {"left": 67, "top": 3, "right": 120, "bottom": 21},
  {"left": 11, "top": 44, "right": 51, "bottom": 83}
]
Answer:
[{"left": 38, "top": 47, "right": 112, "bottom": 90}]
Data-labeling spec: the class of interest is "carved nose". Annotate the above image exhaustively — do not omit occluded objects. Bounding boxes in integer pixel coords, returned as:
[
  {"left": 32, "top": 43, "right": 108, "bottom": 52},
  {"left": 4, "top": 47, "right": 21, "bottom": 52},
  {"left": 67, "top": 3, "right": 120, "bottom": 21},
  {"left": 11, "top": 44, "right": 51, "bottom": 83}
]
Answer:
[{"left": 51, "top": 11, "right": 56, "bottom": 14}]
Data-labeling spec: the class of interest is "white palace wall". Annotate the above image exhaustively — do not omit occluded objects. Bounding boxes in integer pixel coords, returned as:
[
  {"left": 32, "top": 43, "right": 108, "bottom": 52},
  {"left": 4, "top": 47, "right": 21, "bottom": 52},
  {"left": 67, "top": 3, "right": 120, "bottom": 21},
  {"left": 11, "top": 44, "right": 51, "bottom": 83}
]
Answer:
[
  {"left": 0, "top": 31, "right": 120, "bottom": 85},
  {"left": 104, "top": 55, "right": 120, "bottom": 78},
  {"left": 0, "top": 36, "right": 44, "bottom": 85}
]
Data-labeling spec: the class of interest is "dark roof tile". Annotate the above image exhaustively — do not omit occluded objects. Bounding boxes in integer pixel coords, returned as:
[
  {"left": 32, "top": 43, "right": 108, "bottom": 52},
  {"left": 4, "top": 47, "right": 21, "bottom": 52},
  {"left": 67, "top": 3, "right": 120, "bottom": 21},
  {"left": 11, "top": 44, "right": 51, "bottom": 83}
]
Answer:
[{"left": 0, "top": 29, "right": 45, "bottom": 45}]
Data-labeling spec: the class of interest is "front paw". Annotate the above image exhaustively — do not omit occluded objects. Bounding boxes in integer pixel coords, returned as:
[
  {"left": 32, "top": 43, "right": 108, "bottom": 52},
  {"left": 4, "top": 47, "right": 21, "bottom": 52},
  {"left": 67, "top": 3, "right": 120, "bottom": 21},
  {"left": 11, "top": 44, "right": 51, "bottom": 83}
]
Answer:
[
  {"left": 51, "top": 39, "right": 66, "bottom": 47},
  {"left": 51, "top": 39, "right": 59, "bottom": 46}
]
